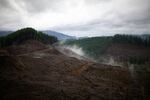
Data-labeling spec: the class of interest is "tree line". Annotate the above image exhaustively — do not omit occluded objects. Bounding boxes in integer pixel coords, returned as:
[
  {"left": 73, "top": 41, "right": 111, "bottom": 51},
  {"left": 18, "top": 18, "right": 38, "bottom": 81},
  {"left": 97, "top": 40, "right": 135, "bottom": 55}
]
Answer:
[
  {"left": 64, "top": 34, "right": 150, "bottom": 60},
  {"left": 113, "top": 34, "right": 150, "bottom": 47},
  {"left": 0, "top": 28, "right": 58, "bottom": 47}
]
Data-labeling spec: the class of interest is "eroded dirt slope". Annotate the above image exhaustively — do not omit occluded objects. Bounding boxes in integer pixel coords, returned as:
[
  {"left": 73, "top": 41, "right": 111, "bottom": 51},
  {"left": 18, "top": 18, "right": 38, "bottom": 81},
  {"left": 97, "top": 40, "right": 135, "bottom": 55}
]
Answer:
[{"left": 0, "top": 40, "right": 143, "bottom": 100}]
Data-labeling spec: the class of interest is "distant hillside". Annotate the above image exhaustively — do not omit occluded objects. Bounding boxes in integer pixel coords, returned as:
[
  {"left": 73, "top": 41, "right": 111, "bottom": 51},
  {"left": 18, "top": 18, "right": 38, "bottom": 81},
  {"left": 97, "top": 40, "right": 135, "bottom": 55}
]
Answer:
[
  {"left": 0, "top": 30, "right": 75, "bottom": 41},
  {"left": 65, "top": 37, "right": 112, "bottom": 58},
  {"left": 0, "top": 31, "right": 12, "bottom": 36},
  {"left": 113, "top": 34, "right": 150, "bottom": 46},
  {"left": 64, "top": 34, "right": 150, "bottom": 64},
  {"left": 64, "top": 34, "right": 150, "bottom": 97},
  {"left": 0, "top": 28, "right": 58, "bottom": 47},
  {"left": 141, "top": 34, "right": 150, "bottom": 39},
  {"left": 43, "top": 30, "right": 76, "bottom": 40}
]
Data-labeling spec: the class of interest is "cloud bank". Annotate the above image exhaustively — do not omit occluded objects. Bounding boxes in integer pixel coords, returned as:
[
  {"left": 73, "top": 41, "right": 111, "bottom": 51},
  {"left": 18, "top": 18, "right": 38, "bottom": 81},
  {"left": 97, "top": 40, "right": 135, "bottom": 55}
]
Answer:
[{"left": 0, "top": 0, "right": 150, "bottom": 36}]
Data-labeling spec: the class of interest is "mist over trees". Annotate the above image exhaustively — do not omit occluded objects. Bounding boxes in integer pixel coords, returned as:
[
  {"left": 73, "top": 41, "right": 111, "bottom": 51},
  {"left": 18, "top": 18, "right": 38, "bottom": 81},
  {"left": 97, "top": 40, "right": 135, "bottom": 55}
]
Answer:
[
  {"left": 64, "top": 34, "right": 150, "bottom": 64},
  {"left": 0, "top": 28, "right": 58, "bottom": 47},
  {"left": 64, "top": 37, "right": 112, "bottom": 58}
]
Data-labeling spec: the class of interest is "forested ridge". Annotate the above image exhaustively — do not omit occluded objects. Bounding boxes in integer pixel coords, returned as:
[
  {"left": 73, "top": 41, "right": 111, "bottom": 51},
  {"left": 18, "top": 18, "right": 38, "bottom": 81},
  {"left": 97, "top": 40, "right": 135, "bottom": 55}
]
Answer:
[
  {"left": 65, "top": 37, "right": 112, "bottom": 58},
  {"left": 64, "top": 34, "right": 150, "bottom": 61},
  {"left": 113, "top": 34, "right": 150, "bottom": 46},
  {"left": 0, "top": 28, "right": 58, "bottom": 47}
]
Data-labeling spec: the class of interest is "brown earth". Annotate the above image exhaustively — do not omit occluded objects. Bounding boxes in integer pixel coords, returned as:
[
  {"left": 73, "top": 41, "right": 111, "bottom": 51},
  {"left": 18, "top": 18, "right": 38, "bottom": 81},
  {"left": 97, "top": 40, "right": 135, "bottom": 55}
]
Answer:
[{"left": 0, "top": 40, "right": 144, "bottom": 100}]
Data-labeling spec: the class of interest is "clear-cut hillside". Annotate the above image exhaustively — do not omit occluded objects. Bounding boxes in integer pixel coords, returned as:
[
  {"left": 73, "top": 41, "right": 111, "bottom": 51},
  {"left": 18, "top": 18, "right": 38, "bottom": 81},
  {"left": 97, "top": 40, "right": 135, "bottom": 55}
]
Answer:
[
  {"left": 63, "top": 35, "right": 150, "bottom": 99},
  {"left": 0, "top": 39, "right": 144, "bottom": 100}
]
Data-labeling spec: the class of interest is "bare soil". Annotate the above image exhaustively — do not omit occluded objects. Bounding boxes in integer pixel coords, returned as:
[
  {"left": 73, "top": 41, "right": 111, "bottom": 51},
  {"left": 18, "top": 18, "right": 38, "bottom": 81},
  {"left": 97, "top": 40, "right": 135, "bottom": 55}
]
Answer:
[{"left": 0, "top": 40, "right": 144, "bottom": 100}]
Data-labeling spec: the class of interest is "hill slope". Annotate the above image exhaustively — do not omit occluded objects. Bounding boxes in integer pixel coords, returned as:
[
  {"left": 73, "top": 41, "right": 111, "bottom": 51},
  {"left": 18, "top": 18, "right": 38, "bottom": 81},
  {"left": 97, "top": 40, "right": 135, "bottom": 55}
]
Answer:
[
  {"left": 42, "top": 30, "right": 76, "bottom": 40},
  {"left": 64, "top": 35, "right": 150, "bottom": 63},
  {"left": 0, "top": 29, "right": 144, "bottom": 100},
  {"left": 0, "top": 30, "right": 75, "bottom": 41},
  {"left": 0, "top": 28, "right": 58, "bottom": 47},
  {"left": 63, "top": 35, "right": 150, "bottom": 99},
  {"left": 0, "top": 40, "right": 143, "bottom": 100}
]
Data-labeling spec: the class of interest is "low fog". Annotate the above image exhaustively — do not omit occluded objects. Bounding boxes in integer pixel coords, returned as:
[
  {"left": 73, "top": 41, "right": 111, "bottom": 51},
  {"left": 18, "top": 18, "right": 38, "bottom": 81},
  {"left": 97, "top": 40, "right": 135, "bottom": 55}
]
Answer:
[
  {"left": 55, "top": 44, "right": 137, "bottom": 78},
  {"left": 55, "top": 43, "right": 142, "bottom": 77},
  {"left": 55, "top": 44, "right": 87, "bottom": 60},
  {"left": 64, "top": 45, "right": 85, "bottom": 57},
  {"left": 55, "top": 44, "right": 124, "bottom": 66}
]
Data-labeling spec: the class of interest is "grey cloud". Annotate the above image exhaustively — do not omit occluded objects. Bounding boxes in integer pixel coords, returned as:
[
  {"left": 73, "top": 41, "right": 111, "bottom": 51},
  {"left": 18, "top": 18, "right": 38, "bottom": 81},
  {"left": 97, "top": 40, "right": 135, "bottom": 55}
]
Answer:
[
  {"left": 0, "top": 0, "right": 25, "bottom": 30},
  {"left": 17, "top": 0, "right": 51, "bottom": 13},
  {"left": 0, "top": 0, "right": 10, "bottom": 9},
  {"left": 0, "top": 0, "right": 150, "bottom": 36},
  {"left": 15, "top": 0, "right": 65, "bottom": 13},
  {"left": 85, "top": 0, "right": 111, "bottom": 4}
]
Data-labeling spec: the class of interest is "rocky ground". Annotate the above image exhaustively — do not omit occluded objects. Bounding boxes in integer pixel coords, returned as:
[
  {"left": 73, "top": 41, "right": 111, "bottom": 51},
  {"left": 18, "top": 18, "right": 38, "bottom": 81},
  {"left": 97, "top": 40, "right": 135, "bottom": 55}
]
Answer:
[{"left": 0, "top": 40, "right": 144, "bottom": 100}]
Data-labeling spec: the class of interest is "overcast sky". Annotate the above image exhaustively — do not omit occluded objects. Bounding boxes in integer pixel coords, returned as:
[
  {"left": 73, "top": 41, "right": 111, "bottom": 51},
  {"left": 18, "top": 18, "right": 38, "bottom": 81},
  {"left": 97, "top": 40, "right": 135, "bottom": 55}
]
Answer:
[{"left": 0, "top": 0, "right": 150, "bottom": 37}]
